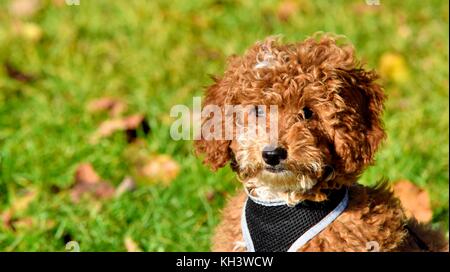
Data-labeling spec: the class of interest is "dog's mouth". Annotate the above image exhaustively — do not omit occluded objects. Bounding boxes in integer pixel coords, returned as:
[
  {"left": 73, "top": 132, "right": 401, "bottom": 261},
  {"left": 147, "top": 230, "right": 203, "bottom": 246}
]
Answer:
[{"left": 264, "top": 165, "right": 287, "bottom": 173}]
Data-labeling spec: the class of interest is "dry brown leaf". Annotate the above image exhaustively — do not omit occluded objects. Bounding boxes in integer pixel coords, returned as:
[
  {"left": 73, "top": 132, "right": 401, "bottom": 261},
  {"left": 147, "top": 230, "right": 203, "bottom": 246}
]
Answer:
[
  {"left": 352, "top": 2, "right": 382, "bottom": 15},
  {"left": 9, "top": 0, "right": 41, "bottom": 18},
  {"left": 71, "top": 163, "right": 115, "bottom": 203},
  {"left": 124, "top": 236, "right": 142, "bottom": 252},
  {"left": 90, "top": 114, "right": 150, "bottom": 143},
  {"left": 75, "top": 163, "right": 101, "bottom": 184},
  {"left": 276, "top": 0, "right": 314, "bottom": 21},
  {"left": 123, "top": 114, "right": 144, "bottom": 128},
  {"left": 52, "top": 0, "right": 66, "bottom": 7},
  {"left": 138, "top": 155, "right": 180, "bottom": 185},
  {"left": 277, "top": 0, "right": 300, "bottom": 22},
  {"left": 4, "top": 62, "right": 35, "bottom": 83},
  {"left": 91, "top": 119, "right": 126, "bottom": 142},
  {"left": 1, "top": 209, "right": 13, "bottom": 230},
  {"left": 1, "top": 189, "right": 38, "bottom": 230},
  {"left": 70, "top": 179, "right": 115, "bottom": 203},
  {"left": 87, "top": 97, "right": 127, "bottom": 117},
  {"left": 12, "top": 217, "right": 34, "bottom": 230},
  {"left": 393, "top": 180, "right": 433, "bottom": 223},
  {"left": 123, "top": 141, "right": 179, "bottom": 185},
  {"left": 122, "top": 114, "right": 152, "bottom": 142}
]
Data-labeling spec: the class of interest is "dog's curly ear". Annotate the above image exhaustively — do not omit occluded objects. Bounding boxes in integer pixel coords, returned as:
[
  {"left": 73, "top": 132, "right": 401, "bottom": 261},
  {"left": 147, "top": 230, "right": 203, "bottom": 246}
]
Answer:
[
  {"left": 332, "top": 68, "right": 386, "bottom": 175},
  {"left": 194, "top": 77, "right": 232, "bottom": 171}
]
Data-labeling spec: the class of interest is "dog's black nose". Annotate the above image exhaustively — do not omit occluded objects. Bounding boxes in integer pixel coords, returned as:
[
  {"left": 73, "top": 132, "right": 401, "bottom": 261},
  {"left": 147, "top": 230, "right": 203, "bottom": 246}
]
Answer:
[{"left": 262, "top": 146, "right": 287, "bottom": 166}]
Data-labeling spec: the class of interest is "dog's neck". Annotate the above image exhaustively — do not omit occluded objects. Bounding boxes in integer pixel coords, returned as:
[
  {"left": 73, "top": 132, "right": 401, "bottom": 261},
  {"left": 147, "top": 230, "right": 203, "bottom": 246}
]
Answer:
[
  {"left": 244, "top": 178, "right": 308, "bottom": 206},
  {"left": 243, "top": 177, "right": 331, "bottom": 205}
]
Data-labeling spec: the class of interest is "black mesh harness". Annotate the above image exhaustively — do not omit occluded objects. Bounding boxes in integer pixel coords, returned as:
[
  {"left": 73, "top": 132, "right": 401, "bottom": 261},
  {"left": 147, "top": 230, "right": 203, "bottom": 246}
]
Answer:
[{"left": 241, "top": 188, "right": 349, "bottom": 252}]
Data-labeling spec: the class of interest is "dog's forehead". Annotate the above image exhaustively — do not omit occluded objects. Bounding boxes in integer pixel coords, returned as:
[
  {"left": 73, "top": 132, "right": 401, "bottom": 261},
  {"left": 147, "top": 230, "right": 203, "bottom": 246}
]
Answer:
[
  {"left": 224, "top": 38, "right": 360, "bottom": 109},
  {"left": 230, "top": 65, "right": 331, "bottom": 108},
  {"left": 232, "top": 49, "right": 326, "bottom": 94}
]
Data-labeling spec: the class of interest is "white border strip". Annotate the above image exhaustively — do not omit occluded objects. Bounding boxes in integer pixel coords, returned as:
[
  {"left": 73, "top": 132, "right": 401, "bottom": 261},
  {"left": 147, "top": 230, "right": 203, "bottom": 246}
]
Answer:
[{"left": 287, "top": 189, "right": 349, "bottom": 252}]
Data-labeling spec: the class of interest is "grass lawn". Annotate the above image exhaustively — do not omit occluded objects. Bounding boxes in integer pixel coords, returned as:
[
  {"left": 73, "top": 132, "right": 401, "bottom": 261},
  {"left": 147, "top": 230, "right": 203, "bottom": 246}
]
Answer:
[{"left": 0, "top": 0, "right": 448, "bottom": 251}]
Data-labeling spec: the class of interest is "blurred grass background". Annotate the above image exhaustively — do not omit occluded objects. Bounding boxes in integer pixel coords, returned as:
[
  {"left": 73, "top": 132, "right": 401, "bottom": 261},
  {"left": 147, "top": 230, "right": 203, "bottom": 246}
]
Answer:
[{"left": 0, "top": 0, "right": 448, "bottom": 251}]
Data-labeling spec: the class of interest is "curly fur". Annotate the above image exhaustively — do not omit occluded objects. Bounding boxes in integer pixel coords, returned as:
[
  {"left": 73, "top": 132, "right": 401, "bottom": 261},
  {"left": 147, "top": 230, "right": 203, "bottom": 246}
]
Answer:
[{"left": 195, "top": 35, "right": 448, "bottom": 252}]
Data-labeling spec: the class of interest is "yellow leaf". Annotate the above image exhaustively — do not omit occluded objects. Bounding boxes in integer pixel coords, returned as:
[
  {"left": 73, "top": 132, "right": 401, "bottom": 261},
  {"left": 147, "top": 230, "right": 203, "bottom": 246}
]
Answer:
[
  {"left": 11, "top": 190, "right": 37, "bottom": 213},
  {"left": 21, "top": 22, "right": 42, "bottom": 42},
  {"left": 139, "top": 155, "right": 180, "bottom": 185},
  {"left": 124, "top": 141, "right": 180, "bottom": 186},
  {"left": 124, "top": 236, "right": 142, "bottom": 252},
  {"left": 12, "top": 21, "right": 43, "bottom": 42},
  {"left": 378, "top": 52, "right": 409, "bottom": 83}
]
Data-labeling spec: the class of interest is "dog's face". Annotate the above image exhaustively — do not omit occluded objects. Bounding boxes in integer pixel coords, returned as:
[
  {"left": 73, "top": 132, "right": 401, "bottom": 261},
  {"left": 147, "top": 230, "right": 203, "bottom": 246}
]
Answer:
[{"left": 195, "top": 36, "right": 385, "bottom": 201}]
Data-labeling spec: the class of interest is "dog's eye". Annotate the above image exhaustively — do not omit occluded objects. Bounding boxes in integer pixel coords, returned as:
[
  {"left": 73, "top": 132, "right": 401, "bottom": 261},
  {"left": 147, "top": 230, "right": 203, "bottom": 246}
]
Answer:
[
  {"left": 302, "top": 107, "right": 313, "bottom": 120},
  {"left": 254, "top": 106, "right": 265, "bottom": 117}
]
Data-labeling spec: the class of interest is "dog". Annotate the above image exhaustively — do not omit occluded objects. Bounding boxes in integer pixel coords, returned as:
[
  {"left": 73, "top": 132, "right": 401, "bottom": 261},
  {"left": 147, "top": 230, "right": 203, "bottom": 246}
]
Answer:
[{"left": 195, "top": 35, "right": 448, "bottom": 252}]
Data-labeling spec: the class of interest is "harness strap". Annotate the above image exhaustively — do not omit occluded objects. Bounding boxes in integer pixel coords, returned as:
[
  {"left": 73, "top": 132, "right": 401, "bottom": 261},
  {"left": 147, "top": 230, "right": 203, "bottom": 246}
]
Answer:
[{"left": 288, "top": 190, "right": 348, "bottom": 251}]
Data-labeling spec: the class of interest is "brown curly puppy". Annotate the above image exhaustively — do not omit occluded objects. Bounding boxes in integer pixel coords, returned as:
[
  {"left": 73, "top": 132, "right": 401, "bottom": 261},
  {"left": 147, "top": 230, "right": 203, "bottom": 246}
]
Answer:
[{"left": 195, "top": 35, "right": 448, "bottom": 252}]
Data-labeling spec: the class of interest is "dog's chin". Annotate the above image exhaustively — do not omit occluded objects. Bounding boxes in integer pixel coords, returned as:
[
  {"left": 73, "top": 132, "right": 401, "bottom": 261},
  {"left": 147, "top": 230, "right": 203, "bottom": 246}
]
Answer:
[{"left": 257, "top": 168, "right": 316, "bottom": 193}]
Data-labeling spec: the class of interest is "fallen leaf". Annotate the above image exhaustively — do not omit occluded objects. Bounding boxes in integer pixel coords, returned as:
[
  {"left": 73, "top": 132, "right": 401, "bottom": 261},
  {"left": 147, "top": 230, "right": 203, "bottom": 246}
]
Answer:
[
  {"left": 276, "top": 0, "right": 300, "bottom": 22},
  {"left": 12, "top": 21, "right": 43, "bottom": 42},
  {"left": 123, "top": 141, "right": 179, "bottom": 185},
  {"left": 52, "top": 0, "right": 66, "bottom": 7},
  {"left": 124, "top": 236, "right": 142, "bottom": 252},
  {"left": 11, "top": 217, "right": 34, "bottom": 230},
  {"left": 352, "top": 2, "right": 382, "bottom": 15},
  {"left": 21, "top": 22, "right": 43, "bottom": 42},
  {"left": 11, "top": 189, "right": 38, "bottom": 213},
  {"left": 123, "top": 114, "right": 151, "bottom": 142},
  {"left": 90, "top": 114, "right": 150, "bottom": 143},
  {"left": 75, "top": 163, "right": 101, "bottom": 184},
  {"left": 115, "top": 176, "right": 136, "bottom": 197},
  {"left": 1, "top": 189, "right": 38, "bottom": 230},
  {"left": 87, "top": 97, "right": 127, "bottom": 117},
  {"left": 9, "top": 0, "right": 41, "bottom": 18},
  {"left": 276, "top": 0, "right": 314, "bottom": 21},
  {"left": 378, "top": 52, "right": 409, "bottom": 83},
  {"left": 71, "top": 163, "right": 115, "bottom": 203},
  {"left": 1, "top": 210, "right": 13, "bottom": 230},
  {"left": 4, "top": 62, "right": 35, "bottom": 83},
  {"left": 72, "top": 182, "right": 116, "bottom": 203},
  {"left": 138, "top": 155, "right": 180, "bottom": 185},
  {"left": 90, "top": 119, "right": 125, "bottom": 142},
  {"left": 393, "top": 180, "right": 433, "bottom": 223}
]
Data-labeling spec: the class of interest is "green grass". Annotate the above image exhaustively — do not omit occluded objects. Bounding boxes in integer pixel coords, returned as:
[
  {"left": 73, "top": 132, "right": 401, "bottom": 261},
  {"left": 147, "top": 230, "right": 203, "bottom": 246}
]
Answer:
[{"left": 0, "top": 0, "right": 448, "bottom": 251}]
